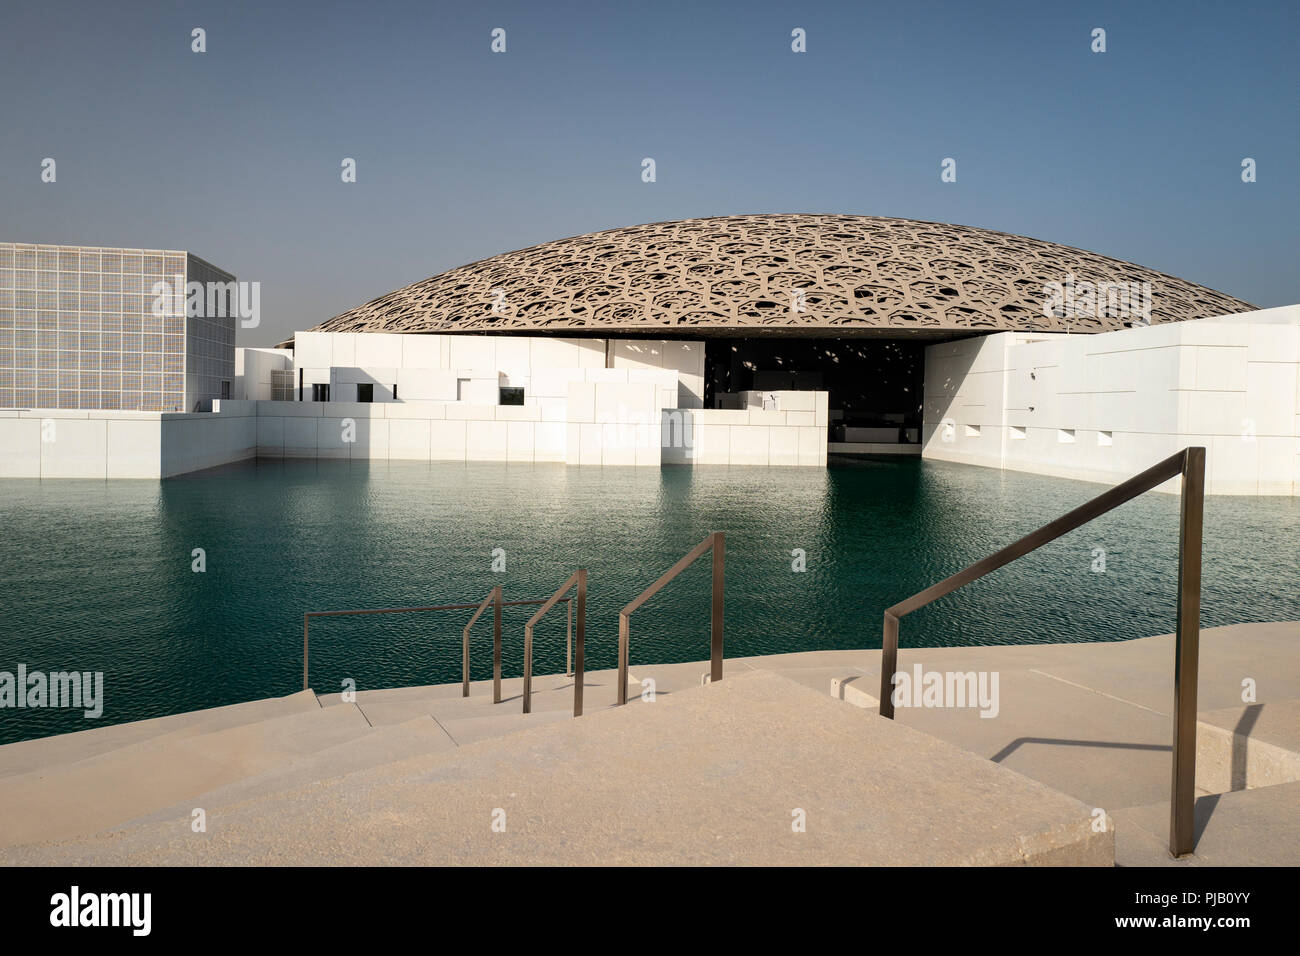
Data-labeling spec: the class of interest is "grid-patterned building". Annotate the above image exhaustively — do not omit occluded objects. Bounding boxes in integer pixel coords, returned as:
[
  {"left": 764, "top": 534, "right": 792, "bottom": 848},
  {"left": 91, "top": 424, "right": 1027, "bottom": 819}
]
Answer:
[{"left": 0, "top": 243, "right": 236, "bottom": 412}]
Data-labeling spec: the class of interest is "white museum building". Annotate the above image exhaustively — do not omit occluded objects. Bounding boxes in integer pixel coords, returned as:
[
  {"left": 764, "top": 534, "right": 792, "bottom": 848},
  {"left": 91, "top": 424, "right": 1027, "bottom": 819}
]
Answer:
[{"left": 1, "top": 219, "right": 1297, "bottom": 495}]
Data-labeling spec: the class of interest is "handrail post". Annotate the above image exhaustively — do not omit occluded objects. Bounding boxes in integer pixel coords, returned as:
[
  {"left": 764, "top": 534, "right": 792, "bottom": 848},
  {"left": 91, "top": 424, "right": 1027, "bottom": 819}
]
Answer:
[
  {"left": 523, "top": 620, "right": 534, "bottom": 715},
  {"left": 618, "top": 611, "right": 630, "bottom": 706},
  {"left": 462, "top": 587, "right": 503, "bottom": 699},
  {"left": 872, "top": 447, "right": 1206, "bottom": 857},
  {"left": 879, "top": 612, "right": 898, "bottom": 719},
  {"left": 523, "top": 571, "right": 586, "bottom": 716},
  {"left": 1170, "top": 447, "right": 1204, "bottom": 857},
  {"left": 617, "top": 532, "right": 725, "bottom": 706},
  {"left": 301, "top": 590, "right": 554, "bottom": 706},
  {"left": 710, "top": 532, "right": 725, "bottom": 683},
  {"left": 461, "top": 613, "right": 471, "bottom": 699},
  {"left": 492, "top": 586, "right": 503, "bottom": 704},
  {"left": 574, "top": 570, "right": 586, "bottom": 717},
  {"left": 566, "top": 596, "right": 573, "bottom": 677}
]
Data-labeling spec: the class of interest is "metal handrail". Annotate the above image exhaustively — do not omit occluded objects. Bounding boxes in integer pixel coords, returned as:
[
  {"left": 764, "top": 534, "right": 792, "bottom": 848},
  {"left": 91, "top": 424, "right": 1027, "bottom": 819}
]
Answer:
[
  {"left": 302, "top": 592, "right": 571, "bottom": 697},
  {"left": 617, "top": 532, "right": 725, "bottom": 706},
  {"left": 522, "top": 570, "right": 586, "bottom": 716},
  {"left": 878, "top": 447, "right": 1205, "bottom": 858},
  {"left": 461, "top": 587, "right": 502, "bottom": 701}
]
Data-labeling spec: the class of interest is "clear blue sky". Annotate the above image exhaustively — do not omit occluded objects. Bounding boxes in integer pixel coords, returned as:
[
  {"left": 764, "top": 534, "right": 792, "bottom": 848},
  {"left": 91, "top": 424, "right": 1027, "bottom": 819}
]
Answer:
[{"left": 2, "top": 0, "right": 1296, "bottom": 345}]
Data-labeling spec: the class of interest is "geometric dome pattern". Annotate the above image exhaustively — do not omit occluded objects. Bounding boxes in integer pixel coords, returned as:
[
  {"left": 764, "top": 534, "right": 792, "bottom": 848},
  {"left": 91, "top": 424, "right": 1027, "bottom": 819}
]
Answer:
[{"left": 312, "top": 214, "right": 1255, "bottom": 337}]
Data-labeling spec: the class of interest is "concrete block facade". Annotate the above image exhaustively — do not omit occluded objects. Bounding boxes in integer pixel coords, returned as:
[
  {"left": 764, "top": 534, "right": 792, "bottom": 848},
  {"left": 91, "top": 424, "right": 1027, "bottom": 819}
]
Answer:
[
  {"left": 0, "top": 243, "right": 237, "bottom": 414},
  {"left": 0, "top": 405, "right": 255, "bottom": 479},
  {"left": 0, "top": 369, "right": 827, "bottom": 478},
  {"left": 662, "top": 391, "right": 829, "bottom": 466},
  {"left": 922, "top": 307, "right": 1300, "bottom": 494},
  {"left": 234, "top": 347, "right": 292, "bottom": 401},
  {"left": 290, "top": 332, "right": 701, "bottom": 409}
]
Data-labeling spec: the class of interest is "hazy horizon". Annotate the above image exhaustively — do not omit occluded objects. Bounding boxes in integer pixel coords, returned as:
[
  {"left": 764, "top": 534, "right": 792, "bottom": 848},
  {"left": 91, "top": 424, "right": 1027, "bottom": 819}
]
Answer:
[{"left": 3, "top": 0, "right": 1296, "bottom": 345}]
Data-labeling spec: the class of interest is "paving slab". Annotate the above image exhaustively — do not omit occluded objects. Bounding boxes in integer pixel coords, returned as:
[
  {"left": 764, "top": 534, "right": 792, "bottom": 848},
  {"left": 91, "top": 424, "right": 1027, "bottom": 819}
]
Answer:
[
  {"left": 0, "top": 689, "right": 321, "bottom": 779},
  {"left": 101, "top": 716, "right": 460, "bottom": 833},
  {"left": 435, "top": 709, "right": 575, "bottom": 746},
  {"left": 819, "top": 622, "right": 1300, "bottom": 813},
  {"left": 1114, "top": 781, "right": 1300, "bottom": 867},
  {"left": 1017, "top": 622, "right": 1300, "bottom": 715},
  {"left": 0, "top": 699, "right": 369, "bottom": 847},
  {"left": 1195, "top": 699, "right": 1300, "bottom": 793}
]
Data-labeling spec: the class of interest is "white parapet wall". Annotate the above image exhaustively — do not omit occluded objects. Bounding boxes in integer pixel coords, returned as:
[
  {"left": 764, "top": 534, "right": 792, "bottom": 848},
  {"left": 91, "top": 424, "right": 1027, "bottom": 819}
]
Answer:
[
  {"left": 921, "top": 306, "right": 1300, "bottom": 495},
  {"left": 663, "top": 390, "right": 829, "bottom": 466},
  {"left": 234, "top": 348, "right": 293, "bottom": 401},
  {"left": 564, "top": 373, "right": 669, "bottom": 466},
  {"left": 0, "top": 332, "right": 831, "bottom": 477},
  {"left": 249, "top": 398, "right": 569, "bottom": 463},
  {"left": 0, "top": 404, "right": 257, "bottom": 479},
  {"left": 290, "top": 331, "right": 706, "bottom": 410}
]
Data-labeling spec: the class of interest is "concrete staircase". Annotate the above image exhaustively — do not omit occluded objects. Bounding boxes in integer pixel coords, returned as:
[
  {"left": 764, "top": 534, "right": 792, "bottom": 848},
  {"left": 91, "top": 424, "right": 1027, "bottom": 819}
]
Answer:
[
  {"left": 806, "top": 622, "right": 1300, "bottom": 866},
  {"left": 0, "top": 673, "right": 595, "bottom": 848},
  {"left": 2, "top": 621, "right": 1296, "bottom": 866},
  {"left": 0, "top": 667, "right": 1111, "bottom": 866}
]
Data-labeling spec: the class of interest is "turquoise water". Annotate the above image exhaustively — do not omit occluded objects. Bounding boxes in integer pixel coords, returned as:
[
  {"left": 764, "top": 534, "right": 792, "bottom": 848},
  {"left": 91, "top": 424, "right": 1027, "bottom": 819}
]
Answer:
[{"left": 1, "top": 456, "right": 1296, "bottom": 744}]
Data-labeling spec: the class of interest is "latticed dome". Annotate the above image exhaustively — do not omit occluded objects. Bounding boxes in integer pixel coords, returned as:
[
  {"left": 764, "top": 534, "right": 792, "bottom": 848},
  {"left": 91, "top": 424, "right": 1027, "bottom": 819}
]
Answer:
[{"left": 311, "top": 214, "right": 1254, "bottom": 338}]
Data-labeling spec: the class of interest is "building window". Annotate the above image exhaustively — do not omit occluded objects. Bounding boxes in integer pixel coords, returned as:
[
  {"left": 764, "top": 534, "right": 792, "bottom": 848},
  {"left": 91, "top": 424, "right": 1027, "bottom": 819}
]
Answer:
[
  {"left": 964, "top": 424, "right": 980, "bottom": 438},
  {"left": 1009, "top": 425, "right": 1026, "bottom": 440},
  {"left": 392, "top": 383, "right": 397, "bottom": 400},
  {"left": 499, "top": 386, "right": 525, "bottom": 406},
  {"left": 220, "top": 380, "right": 230, "bottom": 400},
  {"left": 312, "top": 383, "right": 330, "bottom": 402},
  {"left": 357, "top": 383, "right": 373, "bottom": 403},
  {"left": 271, "top": 369, "right": 294, "bottom": 401},
  {"left": 1057, "top": 428, "right": 1075, "bottom": 444},
  {"left": 1097, "top": 430, "right": 1113, "bottom": 447}
]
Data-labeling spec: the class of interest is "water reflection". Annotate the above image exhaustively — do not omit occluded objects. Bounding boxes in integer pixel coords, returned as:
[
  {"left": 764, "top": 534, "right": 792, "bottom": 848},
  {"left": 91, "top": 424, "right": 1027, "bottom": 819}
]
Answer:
[{"left": 0, "top": 456, "right": 1294, "bottom": 742}]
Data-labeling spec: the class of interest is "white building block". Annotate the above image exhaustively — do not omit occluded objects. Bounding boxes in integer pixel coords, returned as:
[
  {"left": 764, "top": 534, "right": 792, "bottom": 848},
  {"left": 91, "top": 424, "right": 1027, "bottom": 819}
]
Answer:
[{"left": 430, "top": 419, "right": 467, "bottom": 461}]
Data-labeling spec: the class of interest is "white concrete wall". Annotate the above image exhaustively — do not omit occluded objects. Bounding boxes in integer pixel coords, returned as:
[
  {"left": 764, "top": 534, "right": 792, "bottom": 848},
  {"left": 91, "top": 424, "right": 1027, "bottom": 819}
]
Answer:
[
  {"left": 922, "top": 306, "right": 1300, "bottom": 494},
  {"left": 662, "top": 391, "right": 828, "bottom": 466},
  {"left": 164, "top": 402, "right": 257, "bottom": 477},
  {"left": 0, "top": 388, "right": 829, "bottom": 479},
  {"left": 251, "top": 399, "right": 568, "bottom": 464},
  {"left": 292, "top": 332, "right": 702, "bottom": 409},
  {"left": 564, "top": 375, "right": 663, "bottom": 466},
  {"left": 0, "top": 404, "right": 256, "bottom": 479},
  {"left": 611, "top": 339, "right": 706, "bottom": 408},
  {"left": 234, "top": 348, "right": 292, "bottom": 401}
]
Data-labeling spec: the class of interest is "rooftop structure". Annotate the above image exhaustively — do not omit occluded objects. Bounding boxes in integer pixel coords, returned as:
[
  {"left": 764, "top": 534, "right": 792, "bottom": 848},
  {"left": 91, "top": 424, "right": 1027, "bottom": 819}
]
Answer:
[
  {"left": 309, "top": 214, "right": 1256, "bottom": 339},
  {"left": 0, "top": 243, "right": 236, "bottom": 412}
]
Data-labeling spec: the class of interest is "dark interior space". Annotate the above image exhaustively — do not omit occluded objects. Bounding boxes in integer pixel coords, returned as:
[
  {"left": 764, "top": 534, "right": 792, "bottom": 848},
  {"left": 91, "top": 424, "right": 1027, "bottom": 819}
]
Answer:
[{"left": 704, "top": 337, "right": 925, "bottom": 440}]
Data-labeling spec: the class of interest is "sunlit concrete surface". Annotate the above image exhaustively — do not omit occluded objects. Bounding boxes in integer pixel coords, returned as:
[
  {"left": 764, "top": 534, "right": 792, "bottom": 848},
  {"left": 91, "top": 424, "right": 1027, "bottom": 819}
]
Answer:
[
  {"left": 0, "top": 671, "right": 1109, "bottom": 866},
  {"left": 923, "top": 307, "right": 1300, "bottom": 495},
  {"left": 0, "top": 621, "right": 1294, "bottom": 865}
]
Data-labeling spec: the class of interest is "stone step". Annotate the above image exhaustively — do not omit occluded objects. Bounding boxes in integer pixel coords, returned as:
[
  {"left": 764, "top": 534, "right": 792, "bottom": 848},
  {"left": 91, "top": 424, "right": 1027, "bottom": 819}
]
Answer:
[
  {"left": 0, "top": 698, "right": 372, "bottom": 847},
  {"left": 1114, "top": 779, "right": 1300, "bottom": 866},
  {"left": 94, "top": 715, "right": 461, "bottom": 834},
  {"left": 435, "top": 709, "right": 575, "bottom": 746},
  {"left": 1195, "top": 698, "right": 1300, "bottom": 793},
  {"left": 828, "top": 676, "right": 1300, "bottom": 804},
  {"left": 0, "top": 670, "right": 1112, "bottom": 866},
  {"left": 90, "top": 702, "right": 594, "bottom": 838},
  {"left": 0, "top": 689, "right": 322, "bottom": 780},
  {"left": 349, "top": 674, "right": 589, "bottom": 726}
]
